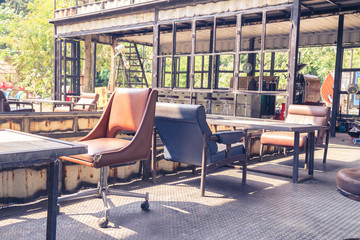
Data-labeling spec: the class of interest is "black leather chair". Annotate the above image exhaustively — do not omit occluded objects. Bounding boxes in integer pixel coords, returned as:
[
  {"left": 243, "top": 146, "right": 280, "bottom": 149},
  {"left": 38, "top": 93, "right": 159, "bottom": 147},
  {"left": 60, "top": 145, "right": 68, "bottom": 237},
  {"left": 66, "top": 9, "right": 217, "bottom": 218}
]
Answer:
[{"left": 154, "top": 103, "right": 248, "bottom": 196}]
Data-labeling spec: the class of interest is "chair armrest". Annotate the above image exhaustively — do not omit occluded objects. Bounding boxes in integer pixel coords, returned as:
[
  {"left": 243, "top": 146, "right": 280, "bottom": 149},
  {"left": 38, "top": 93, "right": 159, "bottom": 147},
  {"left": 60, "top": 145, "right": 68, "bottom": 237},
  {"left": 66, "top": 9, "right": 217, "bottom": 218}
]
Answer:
[{"left": 212, "top": 130, "right": 244, "bottom": 144}]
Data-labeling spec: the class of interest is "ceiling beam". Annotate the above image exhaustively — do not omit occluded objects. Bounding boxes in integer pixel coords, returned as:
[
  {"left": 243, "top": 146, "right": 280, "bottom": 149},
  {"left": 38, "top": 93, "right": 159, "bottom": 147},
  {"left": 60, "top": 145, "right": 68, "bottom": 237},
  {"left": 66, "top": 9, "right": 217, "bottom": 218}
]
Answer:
[
  {"left": 326, "top": 0, "right": 341, "bottom": 8},
  {"left": 301, "top": 3, "right": 315, "bottom": 12},
  {"left": 280, "top": 10, "right": 290, "bottom": 17}
]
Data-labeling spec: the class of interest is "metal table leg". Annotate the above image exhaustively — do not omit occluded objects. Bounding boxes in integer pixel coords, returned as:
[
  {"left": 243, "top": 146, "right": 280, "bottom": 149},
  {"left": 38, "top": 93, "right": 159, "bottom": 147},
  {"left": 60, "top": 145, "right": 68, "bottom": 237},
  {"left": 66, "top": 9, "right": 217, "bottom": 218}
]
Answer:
[
  {"left": 308, "top": 131, "right": 315, "bottom": 176},
  {"left": 293, "top": 131, "right": 299, "bottom": 183},
  {"left": 46, "top": 159, "right": 59, "bottom": 240}
]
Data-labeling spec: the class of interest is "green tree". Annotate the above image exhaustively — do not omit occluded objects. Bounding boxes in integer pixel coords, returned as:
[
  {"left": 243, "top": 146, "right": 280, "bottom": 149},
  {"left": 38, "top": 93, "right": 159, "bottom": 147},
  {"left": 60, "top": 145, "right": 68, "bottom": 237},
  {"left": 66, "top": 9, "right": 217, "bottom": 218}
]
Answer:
[
  {"left": 3, "top": 0, "right": 31, "bottom": 14},
  {"left": 0, "top": 0, "right": 54, "bottom": 97}
]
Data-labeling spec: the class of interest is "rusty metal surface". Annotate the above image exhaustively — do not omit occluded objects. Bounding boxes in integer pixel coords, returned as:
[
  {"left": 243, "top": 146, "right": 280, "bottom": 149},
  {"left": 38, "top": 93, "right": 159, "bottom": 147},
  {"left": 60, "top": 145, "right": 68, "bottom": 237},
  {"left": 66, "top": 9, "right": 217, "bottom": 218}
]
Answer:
[
  {"left": 0, "top": 133, "right": 359, "bottom": 239},
  {"left": 0, "top": 112, "right": 101, "bottom": 136}
]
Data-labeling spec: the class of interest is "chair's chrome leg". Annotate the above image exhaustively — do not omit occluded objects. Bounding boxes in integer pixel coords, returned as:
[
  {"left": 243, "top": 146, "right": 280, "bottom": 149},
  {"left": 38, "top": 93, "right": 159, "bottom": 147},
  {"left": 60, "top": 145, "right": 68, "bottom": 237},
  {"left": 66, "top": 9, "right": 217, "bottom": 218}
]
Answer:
[
  {"left": 98, "top": 167, "right": 110, "bottom": 228},
  {"left": 108, "top": 189, "right": 148, "bottom": 199},
  {"left": 58, "top": 188, "right": 99, "bottom": 202},
  {"left": 101, "top": 189, "right": 110, "bottom": 216}
]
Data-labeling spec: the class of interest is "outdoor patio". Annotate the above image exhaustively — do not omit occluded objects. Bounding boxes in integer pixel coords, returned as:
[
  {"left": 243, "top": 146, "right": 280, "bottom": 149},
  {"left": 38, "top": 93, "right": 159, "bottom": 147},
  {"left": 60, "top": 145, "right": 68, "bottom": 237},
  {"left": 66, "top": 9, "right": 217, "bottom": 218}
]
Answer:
[{"left": 0, "top": 132, "right": 358, "bottom": 240}]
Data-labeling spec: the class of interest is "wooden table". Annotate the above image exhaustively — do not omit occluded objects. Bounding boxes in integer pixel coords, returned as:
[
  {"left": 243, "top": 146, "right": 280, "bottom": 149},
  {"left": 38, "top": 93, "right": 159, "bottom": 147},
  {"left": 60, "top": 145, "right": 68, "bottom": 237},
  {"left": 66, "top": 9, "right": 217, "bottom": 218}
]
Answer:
[
  {"left": 207, "top": 115, "right": 325, "bottom": 183},
  {"left": 23, "top": 99, "right": 74, "bottom": 112},
  {"left": 0, "top": 129, "right": 87, "bottom": 240}
]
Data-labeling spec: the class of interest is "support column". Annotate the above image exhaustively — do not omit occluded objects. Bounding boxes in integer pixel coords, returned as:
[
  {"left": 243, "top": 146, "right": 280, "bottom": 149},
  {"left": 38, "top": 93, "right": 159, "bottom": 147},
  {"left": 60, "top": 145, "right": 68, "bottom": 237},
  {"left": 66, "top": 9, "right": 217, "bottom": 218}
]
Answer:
[
  {"left": 91, "top": 42, "right": 97, "bottom": 92},
  {"left": 287, "top": 0, "right": 301, "bottom": 108},
  {"left": 109, "top": 39, "right": 116, "bottom": 93},
  {"left": 331, "top": 15, "right": 344, "bottom": 137},
  {"left": 53, "top": 36, "right": 59, "bottom": 100},
  {"left": 171, "top": 22, "right": 177, "bottom": 89},
  {"left": 152, "top": 9, "right": 159, "bottom": 88},
  {"left": 189, "top": 20, "right": 196, "bottom": 92},
  {"left": 259, "top": 10, "right": 267, "bottom": 92},
  {"left": 233, "top": 14, "right": 242, "bottom": 116},
  {"left": 248, "top": 38, "right": 256, "bottom": 77},
  {"left": 83, "top": 35, "right": 92, "bottom": 93}
]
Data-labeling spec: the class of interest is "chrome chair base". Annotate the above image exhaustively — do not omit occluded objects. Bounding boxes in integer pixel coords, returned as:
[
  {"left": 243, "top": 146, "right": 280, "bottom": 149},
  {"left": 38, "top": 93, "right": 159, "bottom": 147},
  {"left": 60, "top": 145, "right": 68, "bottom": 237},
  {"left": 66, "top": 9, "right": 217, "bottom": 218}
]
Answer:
[{"left": 58, "top": 167, "right": 149, "bottom": 228}]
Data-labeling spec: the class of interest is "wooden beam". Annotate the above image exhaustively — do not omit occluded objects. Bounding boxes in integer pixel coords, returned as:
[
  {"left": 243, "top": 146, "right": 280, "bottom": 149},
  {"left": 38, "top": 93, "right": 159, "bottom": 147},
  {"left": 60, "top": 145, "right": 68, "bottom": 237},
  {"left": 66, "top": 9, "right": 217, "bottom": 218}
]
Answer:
[
  {"left": 331, "top": 14, "right": 344, "bottom": 137},
  {"left": 108, "top": 39, "right": 116, "bottom": 93},
  {"left": 91, "top": 42, "right": 97, "bottom": 92},
  {"left": 83, "top": 35, "right": 92, "bottom": 93}
]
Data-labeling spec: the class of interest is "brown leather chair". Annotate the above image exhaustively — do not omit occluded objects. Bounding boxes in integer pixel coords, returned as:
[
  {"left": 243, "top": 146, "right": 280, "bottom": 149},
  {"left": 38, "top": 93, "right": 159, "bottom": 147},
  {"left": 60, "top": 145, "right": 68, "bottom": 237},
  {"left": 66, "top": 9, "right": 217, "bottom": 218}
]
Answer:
[
  {"left": 53, "top": 93, "right": 99, "bottom": 112},
  {"left": 58, "top": 88, "right": 157, "bottom": 228},
  {"left": 260, "top": 104, "right": 330, "bottom": 163}
]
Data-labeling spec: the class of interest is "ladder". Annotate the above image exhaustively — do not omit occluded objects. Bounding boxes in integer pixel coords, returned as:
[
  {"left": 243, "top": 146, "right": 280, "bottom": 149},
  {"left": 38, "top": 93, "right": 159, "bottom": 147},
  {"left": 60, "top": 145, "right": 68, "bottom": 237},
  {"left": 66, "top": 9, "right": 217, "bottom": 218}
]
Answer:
[{"left": 115, "top": 43, "right": 149, "bottom": 88}]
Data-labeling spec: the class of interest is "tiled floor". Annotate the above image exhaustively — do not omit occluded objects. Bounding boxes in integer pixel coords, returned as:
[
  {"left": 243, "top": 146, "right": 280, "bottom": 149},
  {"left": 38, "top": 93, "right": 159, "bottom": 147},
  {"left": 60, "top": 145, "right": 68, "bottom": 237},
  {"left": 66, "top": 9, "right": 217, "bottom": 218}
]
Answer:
[{"left": 0, "top": 133, "right": 359, "bottom": 239}]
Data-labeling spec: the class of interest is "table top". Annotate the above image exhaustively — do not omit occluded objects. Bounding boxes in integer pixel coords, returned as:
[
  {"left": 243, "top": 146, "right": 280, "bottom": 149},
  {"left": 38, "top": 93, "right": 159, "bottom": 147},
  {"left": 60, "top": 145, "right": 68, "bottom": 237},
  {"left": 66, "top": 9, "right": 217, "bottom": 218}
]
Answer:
[
  {"left": 206, "top": 115, "right": 325, "bottom": 132},
  {"left": 23, "top": 99, "right": 73, "bottom": 105},
  {"left": 0, "top": 129, "right": 87, "bottom": 168}
]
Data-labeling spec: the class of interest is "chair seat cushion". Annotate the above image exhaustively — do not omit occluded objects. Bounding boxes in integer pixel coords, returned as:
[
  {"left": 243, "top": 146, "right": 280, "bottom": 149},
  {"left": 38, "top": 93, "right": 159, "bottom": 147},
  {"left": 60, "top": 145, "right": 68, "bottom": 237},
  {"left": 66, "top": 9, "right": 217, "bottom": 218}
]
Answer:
[
  {"left": 211, "top": 143, "right": 244, "bottom": 163},
  {"left": 336, "top": 168, "right": 360, "bottom": 196},
  {"left": 62, "top": 138, "right": 131, "bottom": 166},
  {"left": 261, "top": 131, "right": 307, "bottom": 148},
  {"left": 53, "top": 106, "right": 70, "bottom": 112}
]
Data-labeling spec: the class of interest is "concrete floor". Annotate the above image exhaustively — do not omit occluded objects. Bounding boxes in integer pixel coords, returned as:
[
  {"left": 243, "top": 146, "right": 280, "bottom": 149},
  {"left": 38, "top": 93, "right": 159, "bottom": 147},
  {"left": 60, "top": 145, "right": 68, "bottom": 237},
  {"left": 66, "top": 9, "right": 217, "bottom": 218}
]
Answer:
[{"left": 0, "top": 133, "right": 359, "bottom": 239}]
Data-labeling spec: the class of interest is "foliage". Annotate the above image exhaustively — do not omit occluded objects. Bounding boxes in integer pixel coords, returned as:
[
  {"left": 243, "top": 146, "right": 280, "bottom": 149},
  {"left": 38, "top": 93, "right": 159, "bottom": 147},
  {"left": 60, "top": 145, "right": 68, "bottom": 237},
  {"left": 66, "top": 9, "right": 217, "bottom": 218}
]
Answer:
[
  {"left": 56, "top": 0, "right": 75, "bottom": 9},
  {"left": 299, "top": 47, "right": 336, "bottom": 82},
  {"left": 95, "top": 44, "right": 111, "bottom": 87},
  {"left": 0, "top": 0, "right": 54, "bottom": 98},
  {"left": 2, "top": 0, "right": 31, "bottom": 14}
]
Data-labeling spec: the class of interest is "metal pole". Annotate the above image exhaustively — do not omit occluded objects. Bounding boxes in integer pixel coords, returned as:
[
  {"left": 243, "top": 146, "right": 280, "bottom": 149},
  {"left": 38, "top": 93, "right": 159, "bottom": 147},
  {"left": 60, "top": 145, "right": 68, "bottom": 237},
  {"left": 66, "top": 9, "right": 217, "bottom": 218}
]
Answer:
[
  {"left": 171, "top": 22, "right": 177, "bottom": 89},
  {"left": 259, "top": 10, "right": 267, "bottom": 93},
  {"left": 211, "top": 17, "right": 217, "bottom": 90},
  {"left": 331, "top": 14, "right": 344, "bottom": 137},
  {"left": 189, "top": 20, "right": 196, "bottom": 92},
  {"left": 92, "top": 42, "right": 97, "bottom": 92},
  {"left": 287, "top": 0, "right": 301, "bottom": 108},
  {"left": 234, "top": 14, "right": 242, "bottom": 116},
  {"left": 152, "top": 9, "right": 159, "bottom": 88}
]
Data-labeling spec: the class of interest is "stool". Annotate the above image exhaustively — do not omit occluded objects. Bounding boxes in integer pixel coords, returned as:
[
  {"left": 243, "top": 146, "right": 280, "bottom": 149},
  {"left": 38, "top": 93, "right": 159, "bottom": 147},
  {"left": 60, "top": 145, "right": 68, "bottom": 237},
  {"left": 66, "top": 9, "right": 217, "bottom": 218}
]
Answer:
[{"left": 336, "top": 167, "right": 360, "bottom": 201}]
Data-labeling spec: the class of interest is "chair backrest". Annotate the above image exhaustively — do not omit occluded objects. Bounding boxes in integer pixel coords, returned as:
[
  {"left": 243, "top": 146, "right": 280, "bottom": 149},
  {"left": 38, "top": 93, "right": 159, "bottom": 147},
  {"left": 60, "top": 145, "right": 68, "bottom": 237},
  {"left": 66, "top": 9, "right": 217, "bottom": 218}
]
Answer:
[
  {"left": 0, "top": 90, "right": 10, "bottom": 112},
  {"left": 14, "top": 91, "right": 24, "bottom": 100},
  {"left": 285, "top": 104, "right": 330, "bottom": 141},
  {"left": 73, "top": 93, "right": 99, "bottom": 111},
  {"left": 155, "top": 103, "right": 217, "bottom": 165},
  {"left": 106, "top": 88, "right": 151, "bottom": 137},
  {"left": 4, "top": 90, "right": 11, "bottom": 99},
  {"left": 79, "top": 88, "right": 157, "bottom": 167}
]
